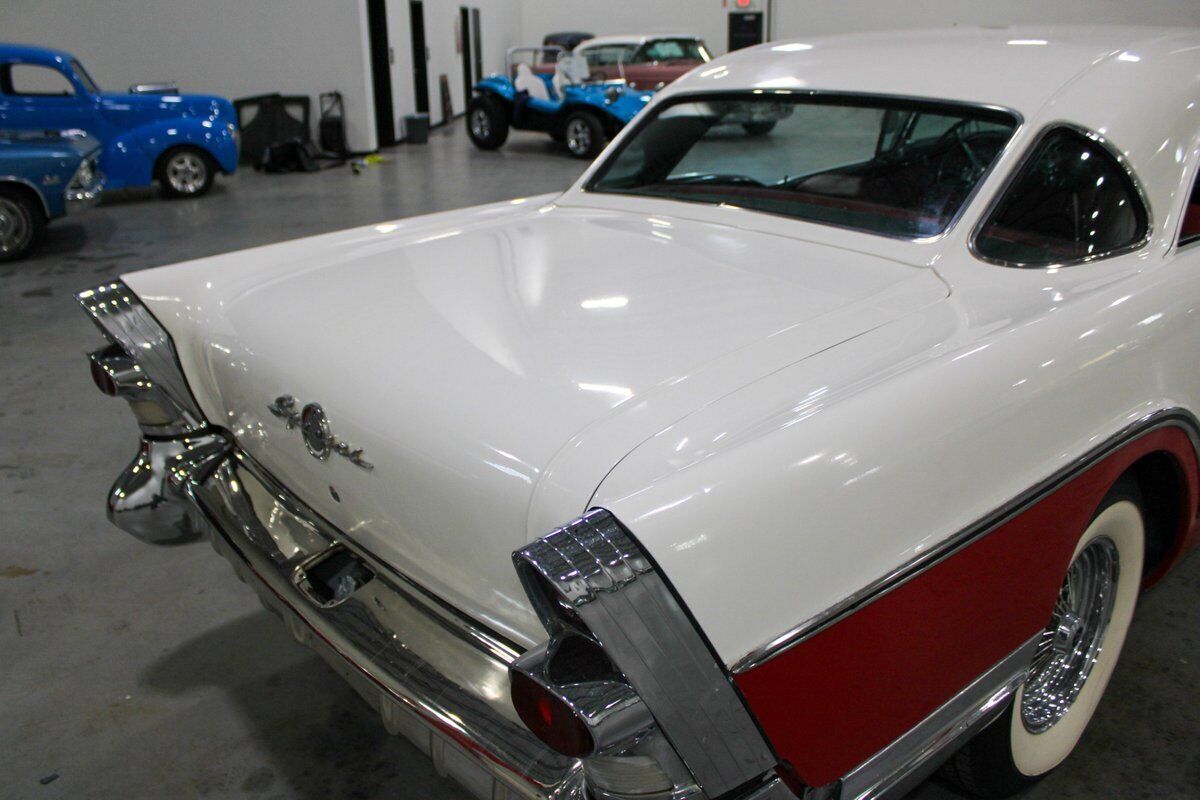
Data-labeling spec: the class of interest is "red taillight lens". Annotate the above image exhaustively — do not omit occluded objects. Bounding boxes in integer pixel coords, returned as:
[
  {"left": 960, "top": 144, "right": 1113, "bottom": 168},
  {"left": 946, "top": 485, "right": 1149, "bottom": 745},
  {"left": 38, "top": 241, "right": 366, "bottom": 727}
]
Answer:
[
  {"left": 90, "top": 358, "right": 118, "bottom": 396},
  {"left": 510, "top": 668, "right": 595, "bottom": 758}
]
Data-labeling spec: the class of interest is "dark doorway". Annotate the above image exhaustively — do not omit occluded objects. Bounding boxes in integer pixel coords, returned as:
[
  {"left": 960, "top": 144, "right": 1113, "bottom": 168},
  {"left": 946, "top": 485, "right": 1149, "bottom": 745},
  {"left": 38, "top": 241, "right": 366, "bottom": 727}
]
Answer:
[
  {"left": 366, "top": 0, "right": 396, "bottom": 146},
  {"left": 471, "top": 8, "right": 483, "bottom": 83},
  {"left": 410, "top": 0, "right": 430, "bottom": 114},
  {"left": 728, "top": 11, "right": 765, "bottom": 52},
  {"left": 460, "top": 7, "right": 473, "bottom": 104}
]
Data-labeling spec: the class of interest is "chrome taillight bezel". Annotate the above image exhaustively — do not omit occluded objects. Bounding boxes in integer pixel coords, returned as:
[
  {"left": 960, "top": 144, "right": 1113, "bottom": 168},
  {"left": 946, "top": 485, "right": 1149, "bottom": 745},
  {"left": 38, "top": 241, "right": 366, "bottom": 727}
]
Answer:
[
  {"left": 78, "top": 280, "right": 206, "bottom": 436},
  {"left": 512, "top": 509, "right": 788, "bottom": 799}
]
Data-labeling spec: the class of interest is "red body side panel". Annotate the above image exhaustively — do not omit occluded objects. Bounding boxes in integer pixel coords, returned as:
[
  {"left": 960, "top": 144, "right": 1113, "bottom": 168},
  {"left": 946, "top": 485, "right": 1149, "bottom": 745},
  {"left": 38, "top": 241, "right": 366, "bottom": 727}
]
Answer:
[{"left": 734, "top": 427, "right": 1198, "bottom": 788}]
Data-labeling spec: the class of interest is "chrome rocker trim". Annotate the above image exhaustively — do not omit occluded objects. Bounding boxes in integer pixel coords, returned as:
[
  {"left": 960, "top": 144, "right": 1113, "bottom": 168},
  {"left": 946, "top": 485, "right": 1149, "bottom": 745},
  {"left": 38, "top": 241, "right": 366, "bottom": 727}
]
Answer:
[{"left": 837, "top": 635, "right": 1039, "bottom": 800}]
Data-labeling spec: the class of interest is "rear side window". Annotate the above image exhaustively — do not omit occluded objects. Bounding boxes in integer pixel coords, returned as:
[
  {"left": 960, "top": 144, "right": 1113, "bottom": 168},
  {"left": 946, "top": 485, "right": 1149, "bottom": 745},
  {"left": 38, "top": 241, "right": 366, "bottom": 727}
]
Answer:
[
  {"left": 0, "top": 63, "right": 76, "bottom": 97},
  {"left": 1179, "top": 176, "right": 1200, "bottom": 246},
  {"left": 974, "top": 127, "right": 1148, "bottom": 266}
]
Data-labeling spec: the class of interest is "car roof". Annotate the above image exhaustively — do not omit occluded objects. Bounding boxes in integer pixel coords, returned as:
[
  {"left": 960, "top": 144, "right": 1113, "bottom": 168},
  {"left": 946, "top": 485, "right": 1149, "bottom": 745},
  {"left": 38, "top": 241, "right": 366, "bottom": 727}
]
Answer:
[
  {"left": 667, "top": 25, "right": 1200, "bottom": 117},
  {"left": 579, "top": 34, "right": 702, "bottom": 49},
  {"left": 0, "top": 43, "right": 76, "bottom": 65}
]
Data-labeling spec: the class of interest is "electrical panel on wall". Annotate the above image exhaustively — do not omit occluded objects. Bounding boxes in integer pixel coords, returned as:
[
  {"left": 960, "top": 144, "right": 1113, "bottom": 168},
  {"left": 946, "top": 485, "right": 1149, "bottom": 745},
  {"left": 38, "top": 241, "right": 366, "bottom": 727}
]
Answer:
[{"left": 727, "top": 0, "right": 771, "bottom": 52}]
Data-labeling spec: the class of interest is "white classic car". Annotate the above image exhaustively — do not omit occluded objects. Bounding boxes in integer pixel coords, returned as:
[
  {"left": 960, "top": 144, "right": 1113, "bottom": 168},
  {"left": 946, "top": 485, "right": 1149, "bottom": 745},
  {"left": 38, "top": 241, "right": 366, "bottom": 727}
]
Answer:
[{"left": 79, "top": 26, "right": 1200, "bottom": 800}]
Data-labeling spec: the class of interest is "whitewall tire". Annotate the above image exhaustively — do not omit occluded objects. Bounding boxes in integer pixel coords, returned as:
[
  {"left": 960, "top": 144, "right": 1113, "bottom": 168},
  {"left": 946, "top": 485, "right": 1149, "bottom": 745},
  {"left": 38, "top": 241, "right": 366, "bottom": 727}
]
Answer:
[{"left": 942, "top": 479, "right": 1144, "bottom": 798}]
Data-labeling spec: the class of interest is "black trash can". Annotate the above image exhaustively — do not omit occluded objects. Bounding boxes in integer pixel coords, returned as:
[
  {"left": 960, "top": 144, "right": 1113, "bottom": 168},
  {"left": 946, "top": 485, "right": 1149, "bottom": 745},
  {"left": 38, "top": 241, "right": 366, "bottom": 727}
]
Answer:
[{"left": 404, "top": 114, "right": 430, "bottom": 144}]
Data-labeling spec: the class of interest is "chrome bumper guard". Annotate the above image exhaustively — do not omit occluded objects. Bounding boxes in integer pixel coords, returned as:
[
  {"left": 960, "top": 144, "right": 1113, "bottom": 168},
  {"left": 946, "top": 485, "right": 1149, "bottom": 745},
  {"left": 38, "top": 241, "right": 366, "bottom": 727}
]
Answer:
[
  {"left": 65, "top": 179, "right": 103, "bottom": 212},
  {"left": 113, "top": 437, "right": 582, "bottom": 800}
]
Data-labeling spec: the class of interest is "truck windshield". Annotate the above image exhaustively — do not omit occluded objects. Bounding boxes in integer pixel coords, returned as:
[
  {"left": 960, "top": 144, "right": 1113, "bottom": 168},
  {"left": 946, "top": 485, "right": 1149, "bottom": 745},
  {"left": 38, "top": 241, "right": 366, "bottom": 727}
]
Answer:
[{"left": 588, "top": 92, "right": 1018, "bottom": 238}]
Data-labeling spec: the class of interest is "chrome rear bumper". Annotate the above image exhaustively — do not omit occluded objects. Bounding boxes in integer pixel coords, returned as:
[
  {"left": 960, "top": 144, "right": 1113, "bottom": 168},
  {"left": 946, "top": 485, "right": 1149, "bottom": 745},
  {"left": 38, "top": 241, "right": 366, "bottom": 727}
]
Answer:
[{"left": 114, "top": 437, "right": 581, "bottom": 800}]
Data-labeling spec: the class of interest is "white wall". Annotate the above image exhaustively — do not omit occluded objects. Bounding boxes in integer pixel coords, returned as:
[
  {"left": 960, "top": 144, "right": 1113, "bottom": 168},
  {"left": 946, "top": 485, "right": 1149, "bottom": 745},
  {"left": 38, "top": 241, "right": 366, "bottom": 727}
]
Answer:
[
  {"left": 519, "top": 0, "right": 727, "bottom": 55},
  {"left": 518, "top": 0, "right": 1200, "bottom": 56},
  {"left": 386, "top": 0, "right": 523, "bottom": 133},
  {"left": 771, "top": 0, "right": 1200, "bottom": 43},
  {"left": 0, "top": 0, "right": 378, "bottom": 151}
]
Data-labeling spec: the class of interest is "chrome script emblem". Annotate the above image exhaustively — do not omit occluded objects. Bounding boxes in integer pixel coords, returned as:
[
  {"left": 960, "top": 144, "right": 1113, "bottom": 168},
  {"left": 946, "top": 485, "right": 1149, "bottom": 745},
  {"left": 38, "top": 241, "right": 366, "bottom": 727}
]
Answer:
[
  {"left": 268, "top": 395, "right": 374, "bottom": 470},
  {"left": 300, "top": 403, "right": 332, "bottom": 460}
]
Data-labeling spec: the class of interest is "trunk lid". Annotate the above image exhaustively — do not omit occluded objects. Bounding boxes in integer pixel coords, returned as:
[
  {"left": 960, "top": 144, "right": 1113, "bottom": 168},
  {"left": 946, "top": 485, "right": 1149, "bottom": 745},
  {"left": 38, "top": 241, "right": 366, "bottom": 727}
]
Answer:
[{"left": 126, "top": 200, "right": 946, "bottom": 645}]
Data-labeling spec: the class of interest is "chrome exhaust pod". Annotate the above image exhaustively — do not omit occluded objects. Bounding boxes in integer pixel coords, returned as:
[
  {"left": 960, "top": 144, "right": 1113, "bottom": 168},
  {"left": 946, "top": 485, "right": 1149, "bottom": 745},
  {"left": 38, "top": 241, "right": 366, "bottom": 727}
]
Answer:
[
  {"left": 78, "top": 281, "right": 230, "bottom": 544},
  {"left": 512, "top": 510, "right": 794, "bottom": 800}
]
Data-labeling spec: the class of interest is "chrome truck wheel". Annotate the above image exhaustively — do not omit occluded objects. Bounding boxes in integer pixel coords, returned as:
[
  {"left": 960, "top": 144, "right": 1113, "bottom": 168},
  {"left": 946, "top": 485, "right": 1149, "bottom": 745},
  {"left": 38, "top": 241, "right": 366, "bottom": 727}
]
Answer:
[
  {"left": 159, "top": 147, "right": 214, "bottom": 198},
  {"left": 0, "top": 189, "right": 42, "bottom": 262}
]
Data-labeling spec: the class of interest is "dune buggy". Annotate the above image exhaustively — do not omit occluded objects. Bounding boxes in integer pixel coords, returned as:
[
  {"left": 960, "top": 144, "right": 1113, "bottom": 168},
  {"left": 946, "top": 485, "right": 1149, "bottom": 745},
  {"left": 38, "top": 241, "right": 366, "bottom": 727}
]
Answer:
[{"left": 466, "top": 47, "right": 654, "bottom": 159}]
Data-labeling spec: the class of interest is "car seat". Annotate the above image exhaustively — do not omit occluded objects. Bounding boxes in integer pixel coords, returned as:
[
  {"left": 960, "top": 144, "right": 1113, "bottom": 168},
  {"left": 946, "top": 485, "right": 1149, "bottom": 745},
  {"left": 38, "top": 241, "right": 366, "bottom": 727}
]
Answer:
[
  {"left": 552, "top": 54, "right": 590, "bottom": 98},
  {"left": 515, "top": 63, "right": 551, "bottom": 102}
]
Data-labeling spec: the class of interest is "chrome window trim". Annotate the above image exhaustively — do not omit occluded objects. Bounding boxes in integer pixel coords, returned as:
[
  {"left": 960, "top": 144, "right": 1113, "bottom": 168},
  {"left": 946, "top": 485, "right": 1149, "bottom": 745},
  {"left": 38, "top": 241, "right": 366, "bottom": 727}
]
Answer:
[
  {"left": 1175, "top": 233, "right": 1200, "bottom": 252},
  {"left": 515, "top": 510, "right": 780, "bottom": 798},
  {"left": 583, "top": 88, "right": 1024, "bottom": 245},
  {"left": 1169, "top": 154, "right": 1200, "bottom": 253},
  {"left": 731, "top": 407, "right": 1200, "bottom": 674},
  {"left": 967, "top": 122, "right": 1154, "bottom": 269},
  {"left": 0, "top": 175, "right": 53, "bottom": 217}
]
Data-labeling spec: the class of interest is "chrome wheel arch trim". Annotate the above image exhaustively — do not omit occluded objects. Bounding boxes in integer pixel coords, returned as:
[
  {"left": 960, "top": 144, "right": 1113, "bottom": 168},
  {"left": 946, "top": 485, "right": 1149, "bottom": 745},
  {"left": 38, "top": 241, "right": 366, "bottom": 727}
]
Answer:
[{"left": 731, "top": 407, "right": 1200, "bottom": 674}]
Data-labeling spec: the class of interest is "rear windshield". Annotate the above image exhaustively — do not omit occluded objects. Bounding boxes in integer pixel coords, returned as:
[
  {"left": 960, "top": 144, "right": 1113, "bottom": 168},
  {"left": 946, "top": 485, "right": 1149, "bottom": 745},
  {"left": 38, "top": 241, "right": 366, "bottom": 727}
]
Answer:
[
  {"left": 588, "top": 92, "right": 1019, "bottom": 238},
  {"left": 640, "top": 39, "right": 710, "bottom": 62}
]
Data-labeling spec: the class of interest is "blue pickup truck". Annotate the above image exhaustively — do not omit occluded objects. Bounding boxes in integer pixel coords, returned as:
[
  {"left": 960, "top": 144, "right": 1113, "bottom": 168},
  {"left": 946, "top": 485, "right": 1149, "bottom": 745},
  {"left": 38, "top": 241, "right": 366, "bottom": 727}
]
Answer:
[
  {"left": 0, "top": 130, "right": 103, "bottom": 261},
  {"left": 0, "top": 44, "right": 238, "bottom": 198}
]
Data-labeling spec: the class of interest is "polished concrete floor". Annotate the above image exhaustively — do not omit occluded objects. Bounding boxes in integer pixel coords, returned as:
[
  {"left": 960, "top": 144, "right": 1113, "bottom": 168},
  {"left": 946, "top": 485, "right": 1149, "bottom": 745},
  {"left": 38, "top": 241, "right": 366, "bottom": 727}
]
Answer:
[{"left": 2, "top": 124, "right": 1197, "bottom": 800}]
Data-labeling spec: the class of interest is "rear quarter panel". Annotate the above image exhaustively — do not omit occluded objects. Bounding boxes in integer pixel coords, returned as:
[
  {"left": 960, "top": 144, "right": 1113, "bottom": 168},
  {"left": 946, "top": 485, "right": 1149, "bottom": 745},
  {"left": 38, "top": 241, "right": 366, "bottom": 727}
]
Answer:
[{"left": 593, "top": 245, "right": 1200, "bottom": 783}]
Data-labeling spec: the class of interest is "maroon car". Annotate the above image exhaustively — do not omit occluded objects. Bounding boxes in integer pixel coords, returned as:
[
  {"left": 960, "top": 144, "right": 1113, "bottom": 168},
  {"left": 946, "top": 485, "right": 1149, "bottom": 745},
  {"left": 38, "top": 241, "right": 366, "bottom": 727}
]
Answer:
[{"left": 537, "top": 34, "right": 711, "bottom": 91}]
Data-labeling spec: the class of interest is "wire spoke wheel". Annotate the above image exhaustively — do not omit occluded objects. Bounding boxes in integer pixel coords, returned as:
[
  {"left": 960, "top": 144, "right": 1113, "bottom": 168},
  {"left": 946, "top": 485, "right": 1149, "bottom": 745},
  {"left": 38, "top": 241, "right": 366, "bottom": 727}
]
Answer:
[
  {"left": 1020, "top": 537, "right": 1120, "bottom": 733},
  {"left": 941, "top": 488, "right": 1143, "bottom": 797}
]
